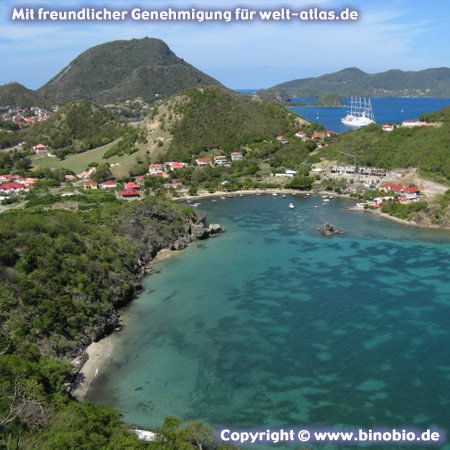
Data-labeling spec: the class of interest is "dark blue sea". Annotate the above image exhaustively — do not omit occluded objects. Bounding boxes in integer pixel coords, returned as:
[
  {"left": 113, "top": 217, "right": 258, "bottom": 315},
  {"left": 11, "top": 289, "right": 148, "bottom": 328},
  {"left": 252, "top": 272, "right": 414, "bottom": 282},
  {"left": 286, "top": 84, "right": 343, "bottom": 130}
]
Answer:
[
  {"left": 233, "top": 90, "right": 450, "bottom": 132},
  {"left": 290, "top": 97, "right": 450, "bottom": 132},
  {"left": 88, "top": 195, "right": 450, "bottom": 450}
]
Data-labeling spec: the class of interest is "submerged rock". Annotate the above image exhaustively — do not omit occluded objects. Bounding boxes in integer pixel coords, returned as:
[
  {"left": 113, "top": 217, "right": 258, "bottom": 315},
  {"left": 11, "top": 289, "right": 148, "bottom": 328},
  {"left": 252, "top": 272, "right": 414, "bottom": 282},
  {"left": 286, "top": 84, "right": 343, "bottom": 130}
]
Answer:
[{"left": 318, "top": 222, "right": 344, "bottom": 236}]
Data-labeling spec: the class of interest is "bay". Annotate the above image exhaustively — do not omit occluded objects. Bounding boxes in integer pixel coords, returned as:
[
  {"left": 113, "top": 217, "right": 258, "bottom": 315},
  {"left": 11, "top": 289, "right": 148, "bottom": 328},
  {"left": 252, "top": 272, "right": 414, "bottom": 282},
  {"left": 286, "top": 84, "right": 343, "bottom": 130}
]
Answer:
[
  {"left": 290, "top": 97, "right": 450, "bottom": 132},
  {"left": 88, "top": 194, "right": 450, "bottom": 449}
]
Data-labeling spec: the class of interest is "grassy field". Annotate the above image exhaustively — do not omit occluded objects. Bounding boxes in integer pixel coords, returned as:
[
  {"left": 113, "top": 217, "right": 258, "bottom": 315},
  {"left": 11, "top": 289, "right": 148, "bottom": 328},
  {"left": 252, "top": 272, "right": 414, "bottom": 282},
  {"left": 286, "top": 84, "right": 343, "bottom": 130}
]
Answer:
[{"left": 31, "top": 139, "right": 152, "bottom": 178}]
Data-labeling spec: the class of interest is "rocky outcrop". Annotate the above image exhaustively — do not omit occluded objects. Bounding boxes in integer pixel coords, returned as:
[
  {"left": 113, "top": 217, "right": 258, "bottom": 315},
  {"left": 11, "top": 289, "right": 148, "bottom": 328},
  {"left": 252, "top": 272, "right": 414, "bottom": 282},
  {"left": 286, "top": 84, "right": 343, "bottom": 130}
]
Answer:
[
  {"left": 70, "top": 200, "right": 225, "bottom": 358},
  {"left": 207, "top": 223, "right": 226, "bottom": 236},
  {"left": 318, "top": 222, "right": 345, "bottom": 236}
]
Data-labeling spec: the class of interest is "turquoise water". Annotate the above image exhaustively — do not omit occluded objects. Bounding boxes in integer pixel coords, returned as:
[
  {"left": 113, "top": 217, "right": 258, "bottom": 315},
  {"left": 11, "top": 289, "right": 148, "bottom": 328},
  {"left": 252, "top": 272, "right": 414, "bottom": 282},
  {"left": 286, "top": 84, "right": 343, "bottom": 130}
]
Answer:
[{"left": 88, "top": 195, "right": 450, "bottom": 448}]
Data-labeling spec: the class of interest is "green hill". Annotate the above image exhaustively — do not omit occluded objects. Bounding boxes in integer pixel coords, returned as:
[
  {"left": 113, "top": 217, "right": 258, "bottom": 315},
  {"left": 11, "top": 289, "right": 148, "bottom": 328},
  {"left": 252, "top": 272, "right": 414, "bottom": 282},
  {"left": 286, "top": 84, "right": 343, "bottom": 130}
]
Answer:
[
  {"left": 324, "top": 106, "right": 450, "bottom": 181},
  {"left": 264, "top": 67, "right": 450, "bottom": 97},
  {"left": 312, "top": 93, "right": 344, "bottom": 107},
  {"left": 0, "top": 82, "right": 53, "bottom": 109},
  {"left": 37, "top": 37, "right": 222, "bottom": 105},
  {"left": 145, "top": 86, "right": 307, "bottom": 161},
  {"left": 23, "top": 100, "right": 125, "bottom": 155}
]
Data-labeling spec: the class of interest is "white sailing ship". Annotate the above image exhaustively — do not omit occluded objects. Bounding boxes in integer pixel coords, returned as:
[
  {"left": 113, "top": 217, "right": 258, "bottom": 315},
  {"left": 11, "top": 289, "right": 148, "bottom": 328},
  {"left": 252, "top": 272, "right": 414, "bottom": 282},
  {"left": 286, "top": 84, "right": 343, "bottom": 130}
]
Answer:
[{"left": 341, "top": 97, "right": 376, "bottom": 128}]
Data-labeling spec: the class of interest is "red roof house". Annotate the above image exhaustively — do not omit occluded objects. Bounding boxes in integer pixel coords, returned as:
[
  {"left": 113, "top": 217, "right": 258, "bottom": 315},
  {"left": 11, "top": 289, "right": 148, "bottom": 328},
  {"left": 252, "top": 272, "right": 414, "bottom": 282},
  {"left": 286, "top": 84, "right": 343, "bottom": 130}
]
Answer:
[
  {"left": 119, "top": 189, "right": 140, "bottom": 199},
  {"left": 124, "top": 182, "right": 140, "bottom": 190},
  {"left": 101, "top": 180, "right": 117, "bottom": 189}
]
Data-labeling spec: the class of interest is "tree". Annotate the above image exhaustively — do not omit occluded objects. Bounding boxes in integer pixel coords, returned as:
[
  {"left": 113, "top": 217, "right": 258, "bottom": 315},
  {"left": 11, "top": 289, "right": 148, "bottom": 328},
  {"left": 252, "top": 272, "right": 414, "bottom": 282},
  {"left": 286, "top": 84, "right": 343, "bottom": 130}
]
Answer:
[{"left": 286, "top": 175, "right": 314, "bottom": 190}]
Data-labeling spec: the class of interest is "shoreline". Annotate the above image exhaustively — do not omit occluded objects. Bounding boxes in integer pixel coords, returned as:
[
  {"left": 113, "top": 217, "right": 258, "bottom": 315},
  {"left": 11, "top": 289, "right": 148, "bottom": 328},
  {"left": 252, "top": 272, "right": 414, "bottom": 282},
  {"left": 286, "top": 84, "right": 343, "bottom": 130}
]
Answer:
[
  {"left": 72, "top": 339, "right": 115, "bottom": 402},
  {"left": 72, "top": 189, "right": 449, "bottom": 401},
  {"left": 71, "top": 244, "right": 189, "bottom": 402},
  {"left": 185, "top": 188, "right": 450, "bottom": 230}
]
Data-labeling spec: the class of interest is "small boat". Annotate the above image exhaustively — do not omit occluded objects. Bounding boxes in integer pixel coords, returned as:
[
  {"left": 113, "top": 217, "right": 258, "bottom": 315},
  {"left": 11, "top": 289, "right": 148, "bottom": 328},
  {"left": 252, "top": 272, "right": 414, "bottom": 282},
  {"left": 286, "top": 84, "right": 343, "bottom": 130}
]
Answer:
[
  {"left": 272, "top": 193, "right": 278, "bottom": 197},
  {"left": 323, "top": 198, "right": 330, "bottom": 202},
  {"left": 282, "top": 194, "right": 286, "bottom": 198},
  {"left": 191, "top": 203, "right": 201, "bottom": 207},
  {"left": 289, "top": 203, "right": 294, "bottom": 209},
  {"left": 211, "top": 199, "right": 217, "bottom": 203},
  {"left": 314, "top": 205, "right": 319, "bottom": 209}
]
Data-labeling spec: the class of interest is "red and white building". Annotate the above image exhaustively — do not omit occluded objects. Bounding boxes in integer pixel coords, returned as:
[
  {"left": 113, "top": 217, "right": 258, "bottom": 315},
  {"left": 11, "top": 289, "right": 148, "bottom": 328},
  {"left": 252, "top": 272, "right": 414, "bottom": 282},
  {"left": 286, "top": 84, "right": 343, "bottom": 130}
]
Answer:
[
  {"left": 148, "top": 164, "right": 164, "bottom": 175},
  {"left": 196, "top": 158, "right": 212, "bottom": 166},
  {"left": 0, "top": 182, "right": 30, "bottom": 193},
  {"left": 101, "top": 180, "right": 117, "bottom": 189}
]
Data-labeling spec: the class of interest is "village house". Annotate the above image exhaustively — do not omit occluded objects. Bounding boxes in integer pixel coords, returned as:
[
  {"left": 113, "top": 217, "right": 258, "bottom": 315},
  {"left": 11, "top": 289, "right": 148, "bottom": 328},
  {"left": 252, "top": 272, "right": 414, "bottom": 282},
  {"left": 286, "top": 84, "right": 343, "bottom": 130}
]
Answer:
[
  {"left": 151, "top": 171, "right": 169, "bottom": 178},
  {"left": 231, "top": 152, "right": 244, "bottom": 161},
  {"left": 119, "top": 189, "right": 140, "bottom": 200},
  {"left": 214, "top": 155, "right": 229, "bottom": 166},
  {"left": 77, "top": 167, "right": 97, "bottom": 179},
  {"left": 276, "top": 136, "right": 289, "bottom": 144},
  {"left": 148, "top": 164, "right": 163, "bottom": 175},
  {"left": 0, "top": 182, "right": 30, "bottom": 193},
  {"left": 168, "top": 162, "right": 186, "bottom": 170},
  {"left": 16, "top": 177, "right": 38, "bottom": 185},
  {"left": 33, "top": 143, "right": 49, "bottom": 153},
  {"left": 101, "top": 180, "right": 117, "bottom": 189},
  {"left": 382, "top": 124, "right": 395, "bottom": 132},
  {"left": 381, "top": 182, "right": 420, "bottom": 196},
  {"left": 83, "top": 180, "right": 98, "bottom": 190},
  {"left": 295, "top": 131, "right": 306, "bottom": 138},
  {"left": 196, "top": 158, "right": 213, "bottom": 166},
  {"left": 0, "top": 174, "right": 18, "bottom": 183},
  {"left": 124, "top": 182, "right": 141, "bottom": 191},
  {"left": 165, "top": 182, "right": 183, "bottom": 189}
]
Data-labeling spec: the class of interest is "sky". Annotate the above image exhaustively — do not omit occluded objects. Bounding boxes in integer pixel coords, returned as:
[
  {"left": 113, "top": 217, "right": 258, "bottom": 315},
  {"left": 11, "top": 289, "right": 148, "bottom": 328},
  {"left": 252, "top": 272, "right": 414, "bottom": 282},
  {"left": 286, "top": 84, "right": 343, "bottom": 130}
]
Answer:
[{"left": 1, "top": 0, "right": 449, "bottom": 90}]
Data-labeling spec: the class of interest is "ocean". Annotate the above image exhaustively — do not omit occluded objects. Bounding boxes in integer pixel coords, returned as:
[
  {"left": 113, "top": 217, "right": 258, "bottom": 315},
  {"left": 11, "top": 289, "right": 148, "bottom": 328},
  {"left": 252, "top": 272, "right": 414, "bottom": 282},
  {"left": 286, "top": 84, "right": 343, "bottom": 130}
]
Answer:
[
  {"left": 232, "top": 90, "right": 450, "bottom": 133},
  {"left": 88, "top": 194, "right": 450, "bottom": 449},
  {"left": 289, "top": 97, "right": 450, "bottom": 133}
]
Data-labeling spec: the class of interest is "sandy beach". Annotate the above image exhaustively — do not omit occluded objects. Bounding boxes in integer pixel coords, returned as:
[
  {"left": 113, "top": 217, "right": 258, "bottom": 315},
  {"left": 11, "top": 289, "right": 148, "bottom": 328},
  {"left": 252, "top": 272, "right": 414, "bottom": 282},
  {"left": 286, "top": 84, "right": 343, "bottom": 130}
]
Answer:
[{"left": 72, "top": 339, "right": 115, "bottom": 401}]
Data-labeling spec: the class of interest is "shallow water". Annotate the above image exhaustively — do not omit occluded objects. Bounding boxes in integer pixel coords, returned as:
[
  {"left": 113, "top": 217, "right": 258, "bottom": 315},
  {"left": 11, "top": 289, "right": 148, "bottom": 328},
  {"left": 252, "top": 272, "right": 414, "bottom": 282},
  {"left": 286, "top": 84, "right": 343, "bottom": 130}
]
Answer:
[{"left": 88, "top": 195, "right": 450, "bottom": 448}]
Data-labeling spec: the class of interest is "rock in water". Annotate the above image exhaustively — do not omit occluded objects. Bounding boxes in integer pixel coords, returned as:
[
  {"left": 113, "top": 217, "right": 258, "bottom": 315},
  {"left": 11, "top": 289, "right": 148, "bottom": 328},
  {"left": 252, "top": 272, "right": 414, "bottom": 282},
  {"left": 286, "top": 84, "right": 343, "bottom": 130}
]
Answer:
[{"left": 318, "top": 222, "right": 344, "bottom": 235}]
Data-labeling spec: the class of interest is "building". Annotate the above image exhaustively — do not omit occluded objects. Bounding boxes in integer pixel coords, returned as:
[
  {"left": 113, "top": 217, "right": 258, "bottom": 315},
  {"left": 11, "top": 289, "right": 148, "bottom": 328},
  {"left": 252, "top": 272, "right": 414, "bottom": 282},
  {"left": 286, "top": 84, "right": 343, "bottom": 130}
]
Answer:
[
  {"left": 83, "top": 180, "right": 98, "bottom": 189},
  {"left": 196, "top": 158, "right": 212, "bottom": 166},
  {"left": 119, "top": 189, "right": 140, "bottom": 199},
  {"left": 231, "top": 152, "right": 244, "bottom": 161},
  {"left": 148, "top": 164, "right": 163, "bottom": 175},
  {"left": 124, "top": 182, "right": 141, "bottom": 191},
  {"left": 101, "top": 180, "right": 118, "bottom": 189},
  {"left": 33, "top": 143, "right": 49, "bottom": 153}
]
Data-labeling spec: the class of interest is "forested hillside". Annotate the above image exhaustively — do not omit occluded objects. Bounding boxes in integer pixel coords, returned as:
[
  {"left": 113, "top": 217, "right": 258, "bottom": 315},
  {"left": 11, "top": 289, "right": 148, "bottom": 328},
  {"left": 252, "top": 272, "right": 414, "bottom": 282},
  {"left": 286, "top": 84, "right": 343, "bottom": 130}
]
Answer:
[
  {"left": 325, "top": 106, "right": 450, "bottom": 181},
  {"left": 148, "top": 86, "right": 307, "bottom": 161},
  {"left": 0, "top": 196, "right": 229, "bottom": 449}
]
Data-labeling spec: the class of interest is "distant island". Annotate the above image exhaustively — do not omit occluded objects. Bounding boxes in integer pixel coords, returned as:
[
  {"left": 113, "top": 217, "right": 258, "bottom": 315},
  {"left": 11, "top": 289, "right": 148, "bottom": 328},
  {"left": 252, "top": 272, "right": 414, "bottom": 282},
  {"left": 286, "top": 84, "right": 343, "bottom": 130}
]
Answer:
[
  {"left": 252, "top": 91, "right": 344, "bottom": 108},
  {"left": 257, "top": 67, "right": 450, "bottom": 98}
]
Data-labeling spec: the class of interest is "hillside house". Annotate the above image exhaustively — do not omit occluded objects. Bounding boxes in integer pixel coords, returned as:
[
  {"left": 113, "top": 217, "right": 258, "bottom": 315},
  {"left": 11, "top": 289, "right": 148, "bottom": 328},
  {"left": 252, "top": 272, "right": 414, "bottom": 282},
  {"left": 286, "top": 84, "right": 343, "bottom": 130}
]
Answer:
[
  {"left": 196, "top": 158, "right": 212, "bottom": 166},
  {"left": 148, "top": 164, "right": 163, "bottom": 175},
  {"left": 124, "top": 182, "right": 141, "bottom": 191},
  {"left": 231, "top": 152, "right": 244, "bottom": 161},
  {"left": 83, "top": 180, "right": 98, "bottom": 189},
  {"left": 0, "top": 182, "right": 30, "bottom": 193},
  {"left": 101, "top": 180, "right": 117, "bottom": 189},
  {"left": 119, "top": 189, "right": 140, "bottom": 199},
  {"left": 33, "top": 143, "right": 48, "bottom": 153}
]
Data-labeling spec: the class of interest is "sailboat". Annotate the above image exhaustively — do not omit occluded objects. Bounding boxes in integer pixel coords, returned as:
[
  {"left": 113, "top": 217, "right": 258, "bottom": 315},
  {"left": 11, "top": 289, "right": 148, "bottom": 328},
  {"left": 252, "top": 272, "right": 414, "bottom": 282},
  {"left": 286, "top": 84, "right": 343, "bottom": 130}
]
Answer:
[{"left": 341, "top": 97, "right": 376, "bottom": 128}]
